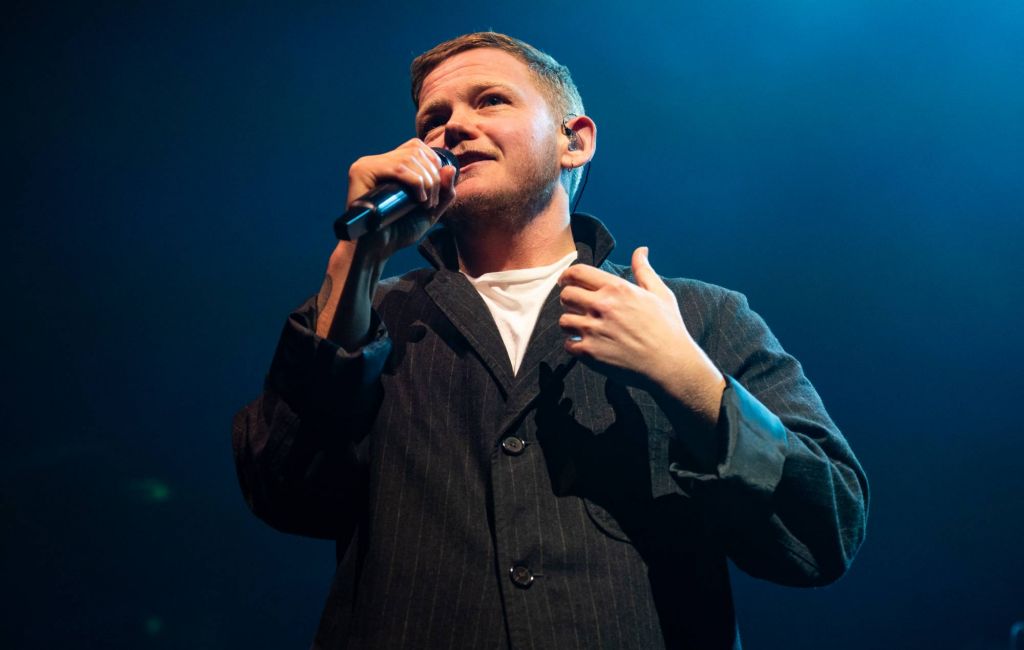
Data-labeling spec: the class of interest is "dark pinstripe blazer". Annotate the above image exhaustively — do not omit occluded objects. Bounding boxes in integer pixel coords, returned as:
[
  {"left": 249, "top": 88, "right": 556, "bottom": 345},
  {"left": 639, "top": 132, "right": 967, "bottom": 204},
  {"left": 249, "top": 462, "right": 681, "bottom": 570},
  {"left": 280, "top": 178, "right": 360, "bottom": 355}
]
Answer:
[{"left": 233, "top": 214, "right": 868, "bottom": 649}]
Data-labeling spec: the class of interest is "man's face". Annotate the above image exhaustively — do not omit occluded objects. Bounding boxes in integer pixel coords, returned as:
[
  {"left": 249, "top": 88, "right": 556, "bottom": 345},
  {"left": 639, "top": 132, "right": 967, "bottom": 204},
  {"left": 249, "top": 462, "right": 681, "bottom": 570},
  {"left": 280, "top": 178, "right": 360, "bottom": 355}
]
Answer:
[{"left": 415, "top": 48, "right": 563, "bottom": 228}]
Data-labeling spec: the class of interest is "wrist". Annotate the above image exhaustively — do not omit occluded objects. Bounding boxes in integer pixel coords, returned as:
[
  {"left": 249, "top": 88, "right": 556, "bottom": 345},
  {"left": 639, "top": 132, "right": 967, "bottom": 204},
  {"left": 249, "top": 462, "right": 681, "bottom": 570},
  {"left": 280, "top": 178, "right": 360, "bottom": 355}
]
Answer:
[
  {"left": 652, "top": 343, "right": 726, "bottom": 426},
  {"left": 651, "top": 367, "right": 725, "bottom": 473},
  {"left": 353, "top": 236, "right": 390, "bottom": 269}
]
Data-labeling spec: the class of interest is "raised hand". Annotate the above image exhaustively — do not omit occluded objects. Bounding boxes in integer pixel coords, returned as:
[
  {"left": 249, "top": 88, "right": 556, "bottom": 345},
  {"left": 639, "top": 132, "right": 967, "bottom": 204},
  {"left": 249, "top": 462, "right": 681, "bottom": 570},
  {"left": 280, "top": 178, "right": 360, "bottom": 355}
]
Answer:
[
  {"left": 557, "top": 247, "right": 726, "bottom": 426},
  {"left": 317, "top": 140, "right": 457, "bottom": 343},
  {"left": 343, "top": 138, "right": 458, "bottom": 260}
]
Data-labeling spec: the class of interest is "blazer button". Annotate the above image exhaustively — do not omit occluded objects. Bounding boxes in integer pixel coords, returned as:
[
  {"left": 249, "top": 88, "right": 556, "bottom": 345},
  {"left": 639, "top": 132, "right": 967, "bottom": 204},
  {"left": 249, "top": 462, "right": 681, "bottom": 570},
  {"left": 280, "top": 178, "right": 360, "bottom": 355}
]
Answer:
[
  {"left": 509, "top": 565, "right": 534, "bottom": 588},
  {"left": 501, "top": 436, "right": 526, "bottom": 456}
]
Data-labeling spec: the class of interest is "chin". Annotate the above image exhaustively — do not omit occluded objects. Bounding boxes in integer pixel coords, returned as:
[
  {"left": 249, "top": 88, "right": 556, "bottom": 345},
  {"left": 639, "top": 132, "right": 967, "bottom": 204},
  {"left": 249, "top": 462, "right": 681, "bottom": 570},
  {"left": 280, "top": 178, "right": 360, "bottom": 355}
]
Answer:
[{"left": 443, "top": 189, "right": 555, "bottom": 237}]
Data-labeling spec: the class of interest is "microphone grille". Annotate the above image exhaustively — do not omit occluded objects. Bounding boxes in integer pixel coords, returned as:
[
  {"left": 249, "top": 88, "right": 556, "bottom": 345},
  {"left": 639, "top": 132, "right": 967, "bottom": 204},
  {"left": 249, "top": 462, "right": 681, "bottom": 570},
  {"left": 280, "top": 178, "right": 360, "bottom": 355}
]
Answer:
[{"left": 432, "top": 148, "right": 460, "bottom": 182}]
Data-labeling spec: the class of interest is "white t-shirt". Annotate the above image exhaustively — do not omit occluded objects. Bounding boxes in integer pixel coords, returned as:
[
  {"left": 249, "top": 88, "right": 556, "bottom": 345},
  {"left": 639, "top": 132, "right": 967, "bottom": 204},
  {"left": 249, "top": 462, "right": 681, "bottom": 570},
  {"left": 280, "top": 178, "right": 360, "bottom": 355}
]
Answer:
[{"left": 462, "top": 251, "right": 578, "bottom": 376}]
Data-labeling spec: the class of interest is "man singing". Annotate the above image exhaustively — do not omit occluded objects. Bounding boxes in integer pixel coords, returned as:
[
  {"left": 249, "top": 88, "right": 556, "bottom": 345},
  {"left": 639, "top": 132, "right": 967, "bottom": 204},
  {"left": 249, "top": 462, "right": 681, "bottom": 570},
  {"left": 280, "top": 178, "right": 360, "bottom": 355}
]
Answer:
[{"left": 233, "top": 32, "right": 868, "bottom": 649}]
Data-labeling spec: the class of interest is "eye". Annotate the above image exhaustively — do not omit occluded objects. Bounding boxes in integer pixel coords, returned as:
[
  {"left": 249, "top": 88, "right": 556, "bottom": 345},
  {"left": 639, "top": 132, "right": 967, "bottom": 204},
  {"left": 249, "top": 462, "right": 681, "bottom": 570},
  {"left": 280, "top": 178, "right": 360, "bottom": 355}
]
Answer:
[
  {"left": 480, "top": 93, "right": 508, "bottom": 107},
  {"left": 418, "top": 116, "right": 446, "bottom": 139}
]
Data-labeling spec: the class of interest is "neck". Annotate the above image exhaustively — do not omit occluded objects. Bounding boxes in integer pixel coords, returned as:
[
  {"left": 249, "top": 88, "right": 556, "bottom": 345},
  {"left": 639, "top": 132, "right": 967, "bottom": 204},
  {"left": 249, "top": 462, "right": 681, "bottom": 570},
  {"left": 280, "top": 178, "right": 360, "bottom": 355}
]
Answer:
[{"left": 454, "top": 194, "right": 576, "bottom": 277}]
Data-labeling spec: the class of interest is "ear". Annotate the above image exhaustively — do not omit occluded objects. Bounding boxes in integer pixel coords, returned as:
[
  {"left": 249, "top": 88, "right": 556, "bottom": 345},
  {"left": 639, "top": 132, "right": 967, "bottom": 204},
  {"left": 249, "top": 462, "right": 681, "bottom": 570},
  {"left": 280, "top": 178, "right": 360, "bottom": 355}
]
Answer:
[{"left": 560, "top": 114, "right": 597, "bottom": 169}]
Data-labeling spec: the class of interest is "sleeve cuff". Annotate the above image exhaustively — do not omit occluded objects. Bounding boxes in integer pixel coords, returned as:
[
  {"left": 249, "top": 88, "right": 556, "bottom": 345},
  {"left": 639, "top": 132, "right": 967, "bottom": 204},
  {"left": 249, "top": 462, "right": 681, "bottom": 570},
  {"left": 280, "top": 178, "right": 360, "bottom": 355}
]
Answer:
[
  {"left": 669, "top": 375, "right": 789, "bottom": 508},
  {"left": 265, "top": 296, "right": 391, "bottom": 423}
]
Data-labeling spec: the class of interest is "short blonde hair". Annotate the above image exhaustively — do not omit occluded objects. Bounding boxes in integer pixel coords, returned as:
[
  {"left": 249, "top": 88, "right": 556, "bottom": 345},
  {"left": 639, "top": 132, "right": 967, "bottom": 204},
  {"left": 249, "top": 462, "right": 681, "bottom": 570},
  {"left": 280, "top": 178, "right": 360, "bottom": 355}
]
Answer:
[{"left": 411, "top": 32, "right": 587, "bottom": 202}]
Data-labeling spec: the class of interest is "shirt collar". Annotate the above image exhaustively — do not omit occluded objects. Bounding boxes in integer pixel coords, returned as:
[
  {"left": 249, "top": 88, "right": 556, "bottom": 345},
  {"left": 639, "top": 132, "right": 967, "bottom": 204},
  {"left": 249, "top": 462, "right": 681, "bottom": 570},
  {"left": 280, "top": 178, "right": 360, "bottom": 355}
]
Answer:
[{"left": 417, "top": 212, "right": 617, "bottom": 271}]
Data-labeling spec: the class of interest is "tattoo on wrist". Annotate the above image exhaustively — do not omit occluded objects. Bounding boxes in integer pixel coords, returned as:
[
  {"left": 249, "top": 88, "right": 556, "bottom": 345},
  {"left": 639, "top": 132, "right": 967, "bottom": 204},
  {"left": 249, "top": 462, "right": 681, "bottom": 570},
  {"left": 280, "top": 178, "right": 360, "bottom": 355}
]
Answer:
[{"left": 316, "top": 275, "right": 333, "bottom": 312}]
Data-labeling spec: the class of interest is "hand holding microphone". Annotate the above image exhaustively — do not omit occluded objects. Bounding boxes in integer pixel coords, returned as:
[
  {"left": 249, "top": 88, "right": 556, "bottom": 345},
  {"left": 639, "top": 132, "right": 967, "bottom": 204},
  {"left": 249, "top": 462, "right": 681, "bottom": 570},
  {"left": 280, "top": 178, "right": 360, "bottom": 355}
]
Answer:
[
  {"left": 335, "top": 140, "right": 460, "bottom": 243},
  {"left": 316, "top": 140, "right": 459, "bottom": 343}
]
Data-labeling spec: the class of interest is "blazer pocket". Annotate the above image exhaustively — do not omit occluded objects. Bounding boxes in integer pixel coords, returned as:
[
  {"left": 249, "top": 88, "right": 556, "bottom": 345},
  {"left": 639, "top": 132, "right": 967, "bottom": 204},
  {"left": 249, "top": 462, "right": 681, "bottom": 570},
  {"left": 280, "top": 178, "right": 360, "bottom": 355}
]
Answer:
[{"left": 581, "top": 497, "right": 633, "bottom": 543}]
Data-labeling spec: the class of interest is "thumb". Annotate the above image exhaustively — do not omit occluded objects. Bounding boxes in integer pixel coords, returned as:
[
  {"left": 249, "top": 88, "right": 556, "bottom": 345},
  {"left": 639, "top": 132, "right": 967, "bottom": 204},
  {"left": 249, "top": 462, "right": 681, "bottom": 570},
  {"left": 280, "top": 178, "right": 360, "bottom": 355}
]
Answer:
[
  {"left": 632, "top": 246, "right": 668, "bottom": 294},
  {"left": 440, "top": 164, "right": 458, "bottom": 188}
]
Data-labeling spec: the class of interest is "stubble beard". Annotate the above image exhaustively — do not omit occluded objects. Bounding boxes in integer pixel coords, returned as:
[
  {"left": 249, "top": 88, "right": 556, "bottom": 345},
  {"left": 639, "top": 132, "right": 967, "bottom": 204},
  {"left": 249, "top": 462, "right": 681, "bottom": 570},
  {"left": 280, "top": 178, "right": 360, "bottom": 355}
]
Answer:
[{"left": 440, "top": 148, "right": 561, "bottom": 237}]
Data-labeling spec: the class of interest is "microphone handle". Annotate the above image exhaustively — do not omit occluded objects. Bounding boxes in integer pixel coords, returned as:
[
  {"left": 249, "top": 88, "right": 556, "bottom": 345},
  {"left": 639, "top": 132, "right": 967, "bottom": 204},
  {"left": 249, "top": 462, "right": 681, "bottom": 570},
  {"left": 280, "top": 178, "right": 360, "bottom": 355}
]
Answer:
[{"left": 334, "top": 183, "right": 415, "bottom": 240}]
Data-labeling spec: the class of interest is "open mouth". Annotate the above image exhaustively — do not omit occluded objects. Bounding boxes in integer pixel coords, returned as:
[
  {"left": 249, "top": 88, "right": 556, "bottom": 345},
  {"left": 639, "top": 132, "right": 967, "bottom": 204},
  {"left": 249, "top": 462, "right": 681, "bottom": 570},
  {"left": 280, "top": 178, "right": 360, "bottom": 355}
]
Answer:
[{"left": 455, "top": 151, "right": 494, "bottom": 170}]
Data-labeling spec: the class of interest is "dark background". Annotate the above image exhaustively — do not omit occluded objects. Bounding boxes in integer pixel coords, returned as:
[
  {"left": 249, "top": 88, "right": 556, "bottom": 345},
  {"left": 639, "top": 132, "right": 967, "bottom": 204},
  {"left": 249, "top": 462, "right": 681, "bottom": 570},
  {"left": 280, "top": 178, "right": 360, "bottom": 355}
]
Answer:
[{"left": 5, "top": 1, "right": 1022, "bottom": 648}]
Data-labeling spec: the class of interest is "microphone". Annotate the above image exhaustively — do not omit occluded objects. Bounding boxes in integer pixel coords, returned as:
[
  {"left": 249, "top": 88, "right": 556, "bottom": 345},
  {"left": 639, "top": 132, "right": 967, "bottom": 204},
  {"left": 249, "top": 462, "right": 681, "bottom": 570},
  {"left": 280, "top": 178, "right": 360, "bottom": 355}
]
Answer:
[{"left": 334, "top": 148, "right": 460, "bottom": 240}]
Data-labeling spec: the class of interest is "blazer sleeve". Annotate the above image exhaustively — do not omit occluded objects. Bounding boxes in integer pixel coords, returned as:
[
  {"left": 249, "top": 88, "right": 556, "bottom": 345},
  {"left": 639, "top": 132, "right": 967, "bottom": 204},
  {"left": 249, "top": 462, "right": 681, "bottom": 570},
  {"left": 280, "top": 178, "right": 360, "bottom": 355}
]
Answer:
[
  {"left": 231, "top": 296, "right": 390, "bottom": 539},
  {"left": 668, "top": 287, "right": 869, "bottom": 586}
]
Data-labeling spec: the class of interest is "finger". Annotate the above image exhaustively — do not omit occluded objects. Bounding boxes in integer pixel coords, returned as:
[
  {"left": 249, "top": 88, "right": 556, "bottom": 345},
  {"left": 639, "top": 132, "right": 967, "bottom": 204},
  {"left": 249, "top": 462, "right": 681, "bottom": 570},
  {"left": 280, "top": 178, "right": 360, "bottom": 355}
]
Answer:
[
  {"left": 558, "top": 285, "right": 596, "bottom": 315},
  {"left": 347, "top": 154, "right": 388, "bottom": 204},
  {"left": 558, "top": 312, "right": 593, "bottom": 336},
  {"left": 415, "top": 147, "right": 442, "bottom": 208},
  {"left": 558, "top": 263, "right": 620, "bottom": 291},
  {"left": 406, "top": 155, "right": 436, "bottom": 205},
  {"left": 563, "top": 328, "right": 590, "bottom": 354},
  {"left": 416, "top": 145, "right": 441, "bottom": 189},
  {"left": 631, "top": 246, "right": 671, "bottom": 296},
  {"left": 347, "top": 141, "right": 438, "bottom": 209},
  {"left": 398, "top": 140, "right": 439, "bottom": 205},
  {"left": 434, "top": 166, "right": 458, "bottom": 217},
  {"left": 400, "top": 137, "right": 429, "bottom": 153},
  {"left": 395, "top": 163, "right": 429, "bottom": 202}
]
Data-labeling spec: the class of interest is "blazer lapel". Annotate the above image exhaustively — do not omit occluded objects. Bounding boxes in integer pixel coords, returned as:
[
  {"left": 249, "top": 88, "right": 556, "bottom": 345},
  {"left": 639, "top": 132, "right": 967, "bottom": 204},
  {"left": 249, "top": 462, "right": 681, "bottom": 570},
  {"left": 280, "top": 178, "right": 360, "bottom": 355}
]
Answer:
[
  {"left": 494, "top": 283, "right": 578, "bottom": 440},
  {"left": 415, "top": 214, "right": 619, "bottom": 434},
  {"left": 423, "top": 269, "right": 516, "bottom": 396}
]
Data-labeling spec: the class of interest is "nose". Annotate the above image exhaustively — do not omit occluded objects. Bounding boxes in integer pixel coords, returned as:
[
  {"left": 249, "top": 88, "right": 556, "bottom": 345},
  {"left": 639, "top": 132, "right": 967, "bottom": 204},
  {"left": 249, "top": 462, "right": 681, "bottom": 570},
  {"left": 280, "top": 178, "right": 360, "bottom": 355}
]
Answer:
[{"left": 441, "top": 106, "right": 477, "bottom": 149}]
